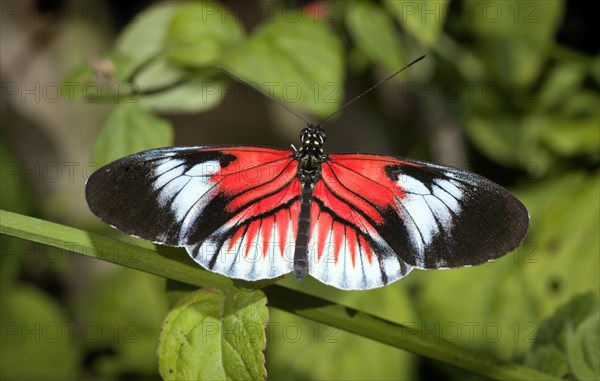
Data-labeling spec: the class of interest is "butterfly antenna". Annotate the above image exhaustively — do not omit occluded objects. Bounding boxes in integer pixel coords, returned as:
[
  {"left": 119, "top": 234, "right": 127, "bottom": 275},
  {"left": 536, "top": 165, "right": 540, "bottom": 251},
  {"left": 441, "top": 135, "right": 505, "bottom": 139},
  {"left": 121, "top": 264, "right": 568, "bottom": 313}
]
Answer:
[
  {"left": 316, "top": 55, "right": 426, "bottom": 127},
  {"left": 215, "top": 65, "right": 312, "bottom": 126}
]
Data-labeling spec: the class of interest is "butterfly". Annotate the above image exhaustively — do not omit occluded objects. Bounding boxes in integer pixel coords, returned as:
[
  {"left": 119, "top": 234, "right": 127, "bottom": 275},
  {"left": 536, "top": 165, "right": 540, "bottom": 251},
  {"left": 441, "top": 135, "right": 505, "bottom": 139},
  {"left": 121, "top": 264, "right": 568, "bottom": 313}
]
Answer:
[{"left": 85, "top": 57, "right": 529, "bottom": 290}]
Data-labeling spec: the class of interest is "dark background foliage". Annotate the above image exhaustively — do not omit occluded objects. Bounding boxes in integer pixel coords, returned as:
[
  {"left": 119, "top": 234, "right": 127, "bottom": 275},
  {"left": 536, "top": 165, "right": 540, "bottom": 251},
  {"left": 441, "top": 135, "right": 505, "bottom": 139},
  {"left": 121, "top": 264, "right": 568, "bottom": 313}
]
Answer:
[{"left": 1, "top": 0, "right": 598, "bottom": 379}]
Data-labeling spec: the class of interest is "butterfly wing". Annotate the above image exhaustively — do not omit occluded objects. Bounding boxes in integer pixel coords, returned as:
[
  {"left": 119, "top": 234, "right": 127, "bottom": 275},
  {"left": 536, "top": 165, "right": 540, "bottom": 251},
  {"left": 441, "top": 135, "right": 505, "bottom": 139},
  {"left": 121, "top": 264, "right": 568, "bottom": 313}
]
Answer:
[
  {"left": 85, "top": 146, "right": 301, "bottom": 280},
  {"left": 306, "top": 153, "right": 529, "bottom": 290}
]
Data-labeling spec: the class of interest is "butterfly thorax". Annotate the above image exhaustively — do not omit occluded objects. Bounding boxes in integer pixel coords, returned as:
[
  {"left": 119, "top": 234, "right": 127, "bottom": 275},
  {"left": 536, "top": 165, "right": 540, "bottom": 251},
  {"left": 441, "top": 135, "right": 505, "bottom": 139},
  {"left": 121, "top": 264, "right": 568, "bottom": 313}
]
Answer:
[{"left": 295, "top": 125, "right": 327, "bottom": 189}]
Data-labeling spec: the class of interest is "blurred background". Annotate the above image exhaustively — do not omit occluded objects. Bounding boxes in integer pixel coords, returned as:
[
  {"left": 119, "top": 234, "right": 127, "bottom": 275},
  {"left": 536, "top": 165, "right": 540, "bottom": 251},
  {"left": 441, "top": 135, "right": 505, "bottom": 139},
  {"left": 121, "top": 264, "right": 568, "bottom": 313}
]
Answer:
[{"left": 1, "top": 0, "right": 598, "bottom": 380}]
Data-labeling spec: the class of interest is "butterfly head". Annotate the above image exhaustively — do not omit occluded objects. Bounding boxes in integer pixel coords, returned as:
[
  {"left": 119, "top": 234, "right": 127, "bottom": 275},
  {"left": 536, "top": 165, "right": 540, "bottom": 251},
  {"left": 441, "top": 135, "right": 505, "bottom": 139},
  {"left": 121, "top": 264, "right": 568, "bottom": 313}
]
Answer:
[{"left": 299, "top": 125, "right": 327, "bottom": 155}]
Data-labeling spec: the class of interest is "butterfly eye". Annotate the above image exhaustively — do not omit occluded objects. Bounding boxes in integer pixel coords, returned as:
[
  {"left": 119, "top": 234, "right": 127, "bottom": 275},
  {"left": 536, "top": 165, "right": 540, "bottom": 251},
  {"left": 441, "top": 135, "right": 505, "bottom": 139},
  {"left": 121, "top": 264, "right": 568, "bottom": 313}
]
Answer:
[
  {"left": 300, "top": 128, "right": 309, "bottom": 138},
  {"left": 318, "top": 129, "right": 327, "bottom": 141}
]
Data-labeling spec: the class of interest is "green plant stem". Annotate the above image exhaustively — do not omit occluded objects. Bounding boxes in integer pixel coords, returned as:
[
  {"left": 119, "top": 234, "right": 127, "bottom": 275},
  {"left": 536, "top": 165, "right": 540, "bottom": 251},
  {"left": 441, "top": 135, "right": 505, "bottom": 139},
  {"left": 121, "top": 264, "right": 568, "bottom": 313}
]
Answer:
[{"left": 0, "top": 210, "right": 557, "bottom": 381}]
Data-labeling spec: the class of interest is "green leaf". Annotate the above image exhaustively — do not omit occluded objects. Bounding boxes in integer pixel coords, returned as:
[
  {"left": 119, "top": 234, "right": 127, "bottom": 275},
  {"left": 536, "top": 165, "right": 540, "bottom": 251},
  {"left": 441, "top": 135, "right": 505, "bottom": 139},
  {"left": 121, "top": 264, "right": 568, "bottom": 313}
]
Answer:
[
  {"left": 166, "top": 2, "right": 245, "bottom": 68},
  {"left": 137, "top": 66, "right": 224, "bottom": 114},
  {"left": 568, "top": 312, "right": 600, "bottom": 381},
  {"left": 524, "top": 345, "right": 569, "bottom": 379},
  {"left": 541, "top": 115, "right": 600, "bottom": 158},
  {"left": 115, "top": 2, "right": 180, "bottom": 70},
  {"left": 538, "top": 69, "right": 600, "bottom": 159},
  {"left": 525, "top": 293, "right": 599, "bottom": 379},
  {"left": 93, "top": 103, "right": 173, "bottom": 166},
  {"left": 536, "top": 62, "right": 586, "bottom": 112},
  {"left": 222, "top": 16, "right": 344, "bottom": 117},
  {"left": 0, "top": 285, "right": 79, "bottom": 380},
  {"left": 345, "top": 2, "right": 404, "bottom": 72},
  {"left": 158, "top": 288, "right": 268, "bottom": 381},
  {"left": 561, "top": 90, "right": 600, "bottom": 117},
  {"left": 385, "top": 0, "right": 449, "bottom": 47},
  {"left": 518, "top": 173, "right": 600, "bottom": 312},
  {"left": 530, "top": 293, "right": 597, "bottom": 352},
  {"left": 114, "top": 2, "right": 224, "bottom": 113},
  {"left": 468, "top": 0, "right": 564, "bottom": 45},
  {"left": 468, "top": 0, "right": 565, "bottom": 84},
  {"left": 464, "top": 112, "right": 533, "bottom": 169}
]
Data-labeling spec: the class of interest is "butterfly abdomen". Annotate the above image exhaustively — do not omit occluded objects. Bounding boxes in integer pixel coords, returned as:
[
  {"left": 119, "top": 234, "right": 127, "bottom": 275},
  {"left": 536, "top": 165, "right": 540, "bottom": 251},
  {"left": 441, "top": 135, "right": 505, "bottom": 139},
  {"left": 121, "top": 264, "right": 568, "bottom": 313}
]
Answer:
[{"left": 293, "top": 185, "right": 313, "bottom": 280}]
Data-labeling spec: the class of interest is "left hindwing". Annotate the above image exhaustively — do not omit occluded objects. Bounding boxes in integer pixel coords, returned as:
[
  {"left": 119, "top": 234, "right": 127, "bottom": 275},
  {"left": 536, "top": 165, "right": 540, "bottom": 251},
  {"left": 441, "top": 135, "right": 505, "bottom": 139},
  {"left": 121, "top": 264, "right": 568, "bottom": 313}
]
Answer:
[{"left": 307, "top": 153, "right": 529, "bottom": 289}]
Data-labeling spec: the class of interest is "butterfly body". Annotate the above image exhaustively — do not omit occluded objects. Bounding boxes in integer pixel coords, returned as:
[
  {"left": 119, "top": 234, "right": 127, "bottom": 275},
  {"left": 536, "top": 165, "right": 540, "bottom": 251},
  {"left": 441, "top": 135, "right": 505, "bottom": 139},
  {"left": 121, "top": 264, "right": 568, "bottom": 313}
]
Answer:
[
  {"left": 86, "top": 127, "right": 529, "bottom": 290},
  {"left": 293, "top": 126, "right": 328, "bottom": 280}
]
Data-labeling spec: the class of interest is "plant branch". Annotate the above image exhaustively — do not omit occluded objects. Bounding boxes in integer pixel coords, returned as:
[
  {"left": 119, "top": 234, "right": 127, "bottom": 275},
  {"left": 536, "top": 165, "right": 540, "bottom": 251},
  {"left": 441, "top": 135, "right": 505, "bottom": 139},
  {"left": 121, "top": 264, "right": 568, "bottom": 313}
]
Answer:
[{"left": 0, "top": 210, "right": 556, "bottom": 381}]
